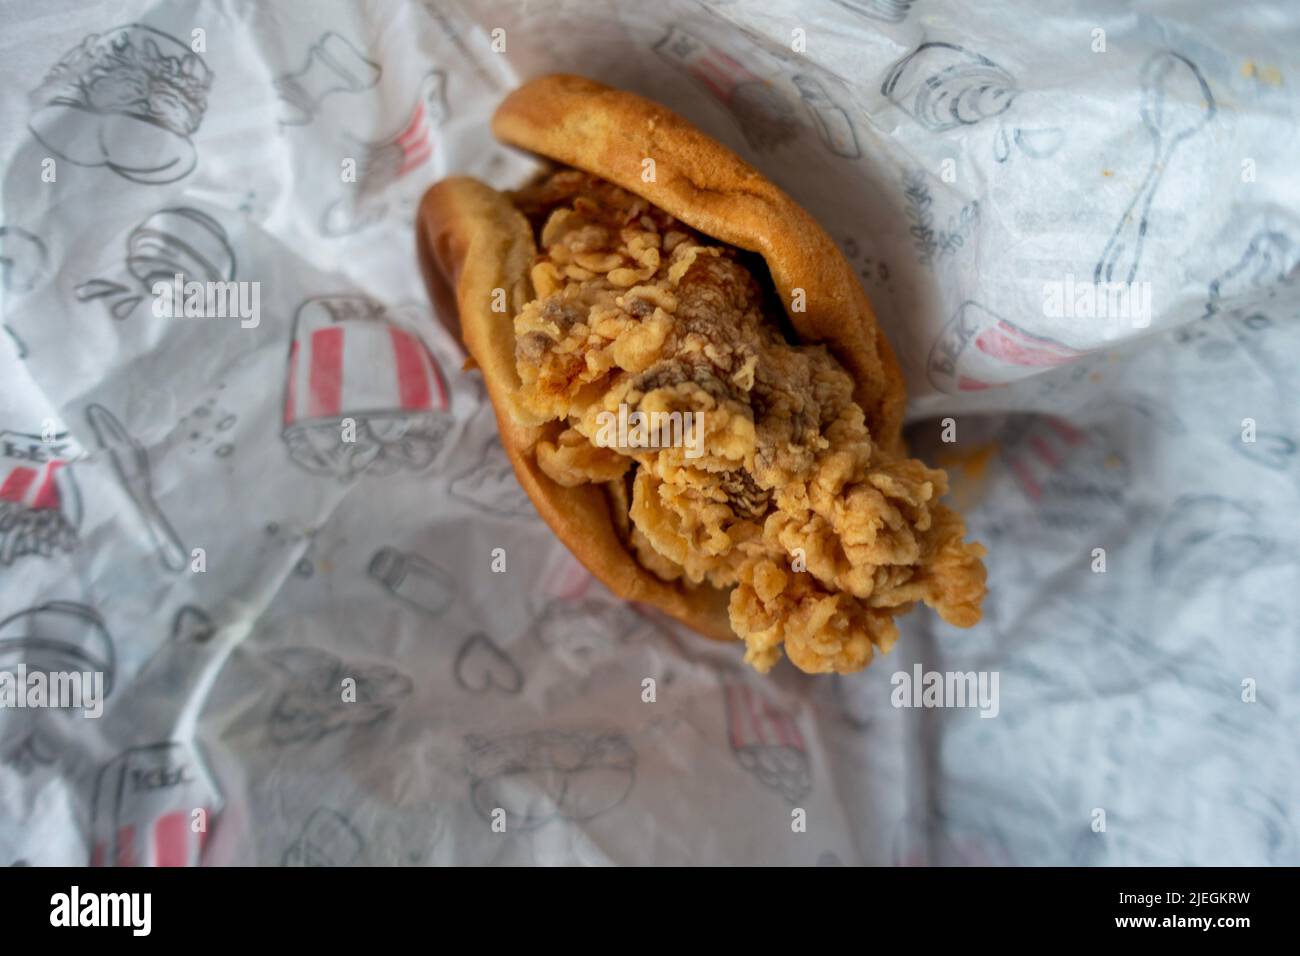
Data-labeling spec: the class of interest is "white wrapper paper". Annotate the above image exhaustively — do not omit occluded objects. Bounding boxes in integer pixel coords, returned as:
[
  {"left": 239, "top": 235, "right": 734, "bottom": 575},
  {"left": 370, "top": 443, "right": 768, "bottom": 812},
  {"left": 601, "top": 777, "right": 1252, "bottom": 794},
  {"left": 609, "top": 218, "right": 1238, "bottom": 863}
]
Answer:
[{"left": 0, "top": 0, "right": 1297, "bottom": 865}]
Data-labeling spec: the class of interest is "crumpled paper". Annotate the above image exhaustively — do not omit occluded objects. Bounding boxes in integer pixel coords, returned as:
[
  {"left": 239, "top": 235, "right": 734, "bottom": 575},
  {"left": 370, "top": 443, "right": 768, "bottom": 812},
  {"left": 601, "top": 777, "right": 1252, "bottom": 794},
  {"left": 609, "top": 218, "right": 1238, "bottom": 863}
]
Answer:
[{"left": 1, "top": 0, "right": 1296, "bottom": 865}]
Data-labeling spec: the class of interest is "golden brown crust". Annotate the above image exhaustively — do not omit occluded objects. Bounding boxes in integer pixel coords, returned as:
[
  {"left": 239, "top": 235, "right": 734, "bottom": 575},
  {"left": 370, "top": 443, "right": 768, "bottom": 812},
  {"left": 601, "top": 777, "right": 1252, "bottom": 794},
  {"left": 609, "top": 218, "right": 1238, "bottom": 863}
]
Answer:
[
  {"left": 418, "top": 177, "right": 734, "bottom": 641},
  {"left": 492, "top": 74, "right": 907, "bottom": 456},
  {"left": 415, "top": 75, "right": 977, "bottom": 658}
]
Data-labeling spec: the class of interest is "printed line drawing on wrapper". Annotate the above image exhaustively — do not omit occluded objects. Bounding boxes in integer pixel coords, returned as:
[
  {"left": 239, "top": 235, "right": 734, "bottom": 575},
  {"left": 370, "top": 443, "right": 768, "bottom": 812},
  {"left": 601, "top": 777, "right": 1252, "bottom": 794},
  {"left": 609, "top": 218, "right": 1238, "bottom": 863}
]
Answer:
[
  {"left": 831, "top": 0, "right": 916, "bottom": 24},
  {"left": 465, "top": 730, "right": 636, "bottom": 831},
  {"left": 1094, "top": 51, "right": 1215, "bottom": 284},
  {"left": 281, "top": 807, "right": 365, "bottom": 866},
  {"left": 530, "top": 598, "right": 653, "bottom": 669},
  {"left": 3, "top": 326, "right": 25, "bottom": 359},
  {"left": 449, "top": 434, "right": 534, "bottom": 518},
  {"left": 1150, "top": 495, "right": 1274, "bottom": 597},
  {"left": 322, "top": 70, "right": 448, "bottom": 235},
  {"left": 75, "top": 207, "right": 235, "bottom": 321},
  {"left": 0, "top": 429, "right": 83, "bottom": 565},
  {"left": 653, "top": 26, "right": 799, "bottom": 152},
  {"left": 723, "top": 675, "right": 811, "bottom": 803},
  {"left": 368, "top": 546, "right": 454, "bottom": 617},
  {"left": 994, "top": 414, "right": 1135, "bottom": 533},
  {"left": 282, "top": 296, "right": 452, "bottom": 480},
  {"left": 275, "top": 32, "right": 381, "bottom": 127},
  {"left": 90, "top": 741, "right": 222, "bottom": 867},
  {"left": 1177, "top": 229, "right": 1295, "bottom": 364},
  {"left": 881, "top": 42, "right": 1063, "bottom": 163},
  {"left": 791, "top": 75, "right": 860, "bottom": 158},
  {"left": 85, "top": 403, "right": 187, "bottom": 572},
  {"left": 997, "top": 415, "right": 1087, "bottom": 502},
  {"left": 1206, "top": 231, "right": 1296, "bottom": 316},
  {"left": 29, "top": 25, "right": 213, "bottom": 185},
  {"left": 264, "top": 647, "right": 413, "bottom": 746},
  {"left": 172, "top": 604, "right": 214, "bottom": 645},
  {"left": 1232, "top": 432, "right": 1296, "bottom": 471},
  {"left": 902, "top": 166, "right": 979, "bottom": 266},
  {"left": 0, "top": 601, "right": 114, "bottom": 775},
  {"left": 927, "top": 300, "right": 1088, "bottom": 393},
  {"left": 0, "top": 226, "right": 48, "bottom": 293},
  {"left": 454, "top": 633, "right": 523, "bottom": 695}
]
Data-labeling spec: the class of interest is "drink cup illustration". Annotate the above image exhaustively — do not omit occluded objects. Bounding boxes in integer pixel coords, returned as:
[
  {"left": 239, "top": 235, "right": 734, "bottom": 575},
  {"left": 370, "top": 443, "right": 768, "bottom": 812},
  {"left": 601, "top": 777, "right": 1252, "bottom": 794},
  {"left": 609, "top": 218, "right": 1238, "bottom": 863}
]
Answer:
[
  {"left": 276, "top": 32, "right": 381, "bottom": 127},
  {"left": 322, "top": 70, "right": 447, "bottom": 235}
]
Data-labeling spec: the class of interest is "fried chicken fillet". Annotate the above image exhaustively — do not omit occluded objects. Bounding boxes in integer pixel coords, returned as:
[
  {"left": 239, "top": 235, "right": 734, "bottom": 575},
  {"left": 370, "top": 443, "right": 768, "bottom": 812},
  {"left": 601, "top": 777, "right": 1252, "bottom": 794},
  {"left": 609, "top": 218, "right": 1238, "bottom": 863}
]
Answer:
[{"left": 418, "top": 74, "right": 986, "bottom": 674}]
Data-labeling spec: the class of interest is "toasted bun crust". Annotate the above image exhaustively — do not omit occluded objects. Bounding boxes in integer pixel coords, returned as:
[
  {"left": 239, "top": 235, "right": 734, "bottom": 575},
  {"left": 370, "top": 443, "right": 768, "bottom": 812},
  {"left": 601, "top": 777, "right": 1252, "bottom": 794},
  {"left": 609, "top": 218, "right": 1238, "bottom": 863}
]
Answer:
[
  {"left": 418, "top": 74, "right": 912, "bottom": 646},
  {"left": 419, "top": 176, "right": 734, "bottom": 640},
  {"left": 492, "top": 73, "right": 907, "bottom": 454}
]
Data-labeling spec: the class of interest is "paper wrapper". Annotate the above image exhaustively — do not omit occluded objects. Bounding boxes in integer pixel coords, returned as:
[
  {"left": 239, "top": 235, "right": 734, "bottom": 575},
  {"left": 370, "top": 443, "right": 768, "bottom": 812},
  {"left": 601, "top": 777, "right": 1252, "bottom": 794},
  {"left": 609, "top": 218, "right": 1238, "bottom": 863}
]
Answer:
[{"left": 0, "top": 0, "right": 1297, "bottom": 865}]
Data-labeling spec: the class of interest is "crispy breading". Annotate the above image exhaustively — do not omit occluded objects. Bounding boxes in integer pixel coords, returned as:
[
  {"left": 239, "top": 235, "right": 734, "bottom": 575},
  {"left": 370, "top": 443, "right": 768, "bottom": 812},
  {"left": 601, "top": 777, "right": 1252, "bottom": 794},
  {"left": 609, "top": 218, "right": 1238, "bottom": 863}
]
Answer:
[{"left": 511, "top": 170, "right": 986, "bottom": 673}]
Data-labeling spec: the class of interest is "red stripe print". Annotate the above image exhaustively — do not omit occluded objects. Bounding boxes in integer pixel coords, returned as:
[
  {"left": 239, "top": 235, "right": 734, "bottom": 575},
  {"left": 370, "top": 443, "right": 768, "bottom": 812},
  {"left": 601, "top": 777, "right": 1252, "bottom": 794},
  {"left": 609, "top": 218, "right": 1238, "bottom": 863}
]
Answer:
[
  {"left": 1028, "top": 434, "right": 1061, "bottom": 469},
  {"left": 725, "top": 684, "right": 745, "bottom": 750},
  {"left": 766, "top": 700, "right": 796, "bottom": 749},
  {"left": 1047, "top": 417, "right": 1086, "bottom": 446},
  {"left": 1007, "top": 455, "right": 1043, "bottom": 500},
  {"left": 398, "top": 140, "right": 433, "bottom": 177},
  {"left": 692, "top": 62, "right": 732, "bottom": 101},
  {"left": 154, "top": 811, "right": 189, "bottom": 867},
  {"left": 713, "top": 48, "right": 755, "bottom": 84},
  {"left": 0, "top": 466, "right": 36, "bottom": 503},
  {"left": 976, "top": 322, "right": 1080, "bottom": 368},
  {"left": 784, "top": 709, "right": 806, "bottom": 751},
  {"left": 746, "top": 687, "right": 772, "bottom": 747},
  {"left": 396, "top": 104, "right": 426, "bottom": 148},
  {"left": 30, "top": 461, "right": 63, "bottom": 510},
  {"left": 308, "top": 326, "right": 345, "bottom": 419},
  {"left": 422, "top": 341, "right": 448, "bottom": 411},
  {"left": 390, "top": 328, "right": 432, "bottom": 411},
  {"left": 115, "top": 825, "right": 138, "bottom": 867}
]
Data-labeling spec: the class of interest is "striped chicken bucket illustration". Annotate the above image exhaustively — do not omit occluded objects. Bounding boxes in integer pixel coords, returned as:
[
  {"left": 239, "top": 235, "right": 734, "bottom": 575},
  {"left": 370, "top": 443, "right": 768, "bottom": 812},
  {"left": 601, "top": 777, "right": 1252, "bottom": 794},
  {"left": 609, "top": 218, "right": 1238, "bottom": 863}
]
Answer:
[
  {"left": 927, "top": 301, "right": 1088, "bottom": 393},
  {"left": 999, "top": 416, "right": 1086, "bottom": 501},
  {"left": 723, "top": 678, "right": 811, "bottom": 803},
  {"left": 0, "top": 435, "right": 81, "bottom": 564},
  {"left": 653, "top": 26, "right": 798, "bottom": 151},
  {"left": 282, "top": 296, "right": 451, "bottom": 479},
  {"left": 90, "top": 742, "right": 221, "bottom": 867}
]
